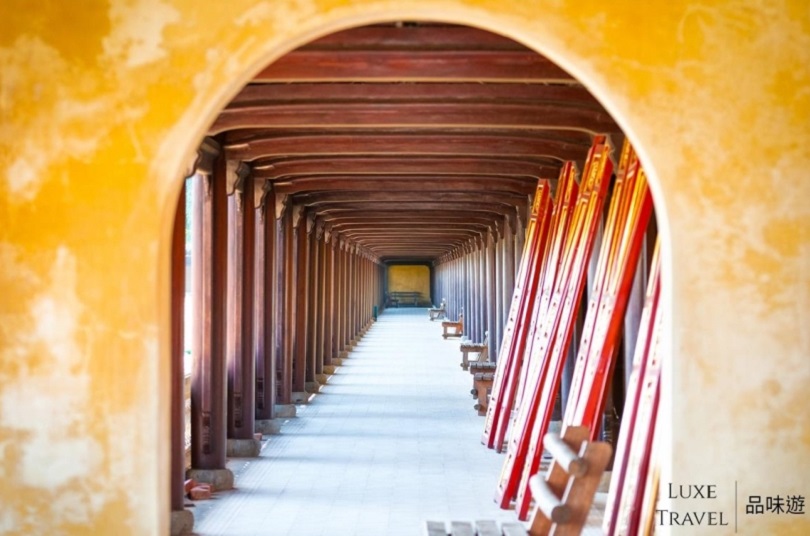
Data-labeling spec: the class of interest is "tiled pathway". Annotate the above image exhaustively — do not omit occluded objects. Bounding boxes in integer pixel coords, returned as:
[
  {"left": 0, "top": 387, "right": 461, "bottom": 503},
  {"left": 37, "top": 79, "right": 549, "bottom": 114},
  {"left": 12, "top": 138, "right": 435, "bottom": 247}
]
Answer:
[{"left": 192, "top": 308, "right": 524, "bottom": 535}]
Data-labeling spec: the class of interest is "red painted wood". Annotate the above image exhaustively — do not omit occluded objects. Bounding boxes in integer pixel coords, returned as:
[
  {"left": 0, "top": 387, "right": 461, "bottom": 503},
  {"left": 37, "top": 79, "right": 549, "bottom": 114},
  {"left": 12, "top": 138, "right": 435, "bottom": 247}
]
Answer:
[
  {"left": 190, "top": 160, "right": 228, "bottom": 470},
  {"left": 252, "top": 50, "right": 573, "bottom": 83},
  {"left": 212, "top": 102, "right": 615, "bottom": 135},
  {"left": 494, "top": 139, "right": 613, "bottom": 512},
  {"left": 226, "top": 178, "right": 256, "bottom": 440},
  {"left": 603, "top": 240, "right": 661, "bottom": 535},
  {"left": 481, "top": 180, "right": 551, "bottom": 447},
  {"left": 170, "top": 181, "right": 186, "bottom": 511},
  {"left": 254, "top": 200, "right": 275, "bottom": 421},
  {"left": 513, "top": 140, "right": 652, "bottom": 518}
]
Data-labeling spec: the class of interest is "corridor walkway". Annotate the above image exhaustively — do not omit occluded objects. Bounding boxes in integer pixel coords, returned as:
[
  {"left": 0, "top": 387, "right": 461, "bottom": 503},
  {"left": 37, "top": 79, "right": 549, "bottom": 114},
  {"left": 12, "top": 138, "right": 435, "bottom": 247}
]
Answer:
[{"left": 193, "top": 308, "right": 522, "bottom": 535}]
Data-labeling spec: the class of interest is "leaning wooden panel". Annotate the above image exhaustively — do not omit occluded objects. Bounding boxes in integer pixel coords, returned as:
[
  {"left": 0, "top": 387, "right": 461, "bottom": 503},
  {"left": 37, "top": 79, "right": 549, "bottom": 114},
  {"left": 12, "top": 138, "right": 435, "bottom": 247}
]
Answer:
[
  {"left": 602, "top": 240, "right": 661, "bottom": 535},
  {"left": 482, "top": 179, "right": 551, "bottom": 446},
  {"left": 495, "top": 138, "right": 612, "bottom": 511},
  {"left": 513, "top": 140, "right": 615, "bottom": 519}
]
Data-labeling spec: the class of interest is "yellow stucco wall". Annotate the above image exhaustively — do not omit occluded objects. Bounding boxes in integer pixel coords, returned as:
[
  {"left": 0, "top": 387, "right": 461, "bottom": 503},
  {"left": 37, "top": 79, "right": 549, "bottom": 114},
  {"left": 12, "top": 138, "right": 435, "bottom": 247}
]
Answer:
[
  {"left": 387, "top": 265, "right": 431, "bottom": 302},
  {"left": 0, "top": 1, "right": 807, "bottom": 534}
]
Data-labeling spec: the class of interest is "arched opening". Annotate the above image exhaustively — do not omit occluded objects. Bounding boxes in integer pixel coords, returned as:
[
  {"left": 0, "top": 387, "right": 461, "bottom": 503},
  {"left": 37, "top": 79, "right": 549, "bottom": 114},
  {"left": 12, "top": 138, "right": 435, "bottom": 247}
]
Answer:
[
  {"left": 3, "top": 3, "right": 806, "bottom": 535},
  {"left": 170, "top": 20, "right": 663, "bottom": 534}
]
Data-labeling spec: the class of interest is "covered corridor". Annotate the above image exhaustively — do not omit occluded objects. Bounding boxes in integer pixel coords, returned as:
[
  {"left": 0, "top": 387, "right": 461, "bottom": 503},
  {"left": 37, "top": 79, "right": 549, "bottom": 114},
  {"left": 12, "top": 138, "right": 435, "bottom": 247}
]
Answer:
[
  {"left": 2, "top": 3, "right": 808, "bottom": 536},
  {"left": 192, "top": 308, "right": 533, "bottom": 535}
]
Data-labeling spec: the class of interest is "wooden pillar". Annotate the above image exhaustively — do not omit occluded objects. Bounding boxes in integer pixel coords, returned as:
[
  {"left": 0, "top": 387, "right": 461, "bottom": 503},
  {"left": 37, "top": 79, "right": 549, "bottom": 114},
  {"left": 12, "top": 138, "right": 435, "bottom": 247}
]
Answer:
[
  {"left": 323, "top": 233, "right": 335, "bottom": 365},
  {"left": 170, "top": 181, "right": 187, "bottom": 513},
  {"left": 316, "top": 229, "right": 328, "bottom": 372},
  {"left": 477, "top": 238, "right": 487, "bottom": 345},
  {"left": 292, "top": 206, "right": 308, "bottom": 396},
  {"left": 306, "top": 217, "right": 319, "bottom": 383},
  {"left": 254, "top": 181, "right": 274, "bottom": 423},
  {"left": 188, "top": 143, "right": 233, "bottom": 489},
  {"left": 333, "top": 238, "right": 344, "bottom": 357},
  {"left": 486, "top": 228, "right": 497, "bottom": 362},
  {"left": 504, "top": 215, "right": 516, "bottom": 311},
  {"left": 225, "top": 163, "right": 257, "bottom": 444},
  {"left": 272, "top": 194, "right": 290, "bottom": 405},
  {"left": 494, "top": 227, "right": 503, "bottom": 358}
]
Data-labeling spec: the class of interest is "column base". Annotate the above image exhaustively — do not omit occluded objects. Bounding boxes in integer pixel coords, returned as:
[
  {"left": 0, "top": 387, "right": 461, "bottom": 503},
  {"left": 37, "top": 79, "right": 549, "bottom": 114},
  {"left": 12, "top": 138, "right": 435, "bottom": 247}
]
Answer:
[
  {"left": 304, "top": 382, "right": 321, "bottom": 394},
  {"left": 255, "top": 419, "right": 282, "bottom": 435},
  {"left": 170, "top": 509, "right": 194, "bottom": 536},
  {"left": 330, "top": 358, "right": 344, "bottom": 366},
  {"left": 322, "top": 365, "right": 337, "bottom": 375},
  {"left": 275, "top": 404, "right": 296, "bottom": 418},
  {"left": 226, "top": 438, "right": 262, "bottom": 458},
  {"left": 185, "top": 468, "right": 234, "bottom": 491},
  {"left": 291, "top": 391, "right": 310, "bottom": 403},
  {"left": 316, "top": 373, "right": 329, "bottom": 384},
  {"left": 338, "top": 350, "right": 349, "bottom": 359}
]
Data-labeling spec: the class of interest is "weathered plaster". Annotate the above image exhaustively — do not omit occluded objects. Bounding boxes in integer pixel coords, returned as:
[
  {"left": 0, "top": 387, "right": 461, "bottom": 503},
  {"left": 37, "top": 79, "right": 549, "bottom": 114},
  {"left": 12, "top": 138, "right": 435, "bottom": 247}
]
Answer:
[{"left": 0, "top": 1, "right": 807, "bottom": 534}]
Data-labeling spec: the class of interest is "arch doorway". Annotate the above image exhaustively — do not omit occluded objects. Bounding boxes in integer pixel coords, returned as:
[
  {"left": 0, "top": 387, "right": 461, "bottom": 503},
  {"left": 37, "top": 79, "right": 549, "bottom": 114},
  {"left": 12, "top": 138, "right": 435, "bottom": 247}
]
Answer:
[{"left": 0, "top": 3, "right": 807, "bottom": 535}]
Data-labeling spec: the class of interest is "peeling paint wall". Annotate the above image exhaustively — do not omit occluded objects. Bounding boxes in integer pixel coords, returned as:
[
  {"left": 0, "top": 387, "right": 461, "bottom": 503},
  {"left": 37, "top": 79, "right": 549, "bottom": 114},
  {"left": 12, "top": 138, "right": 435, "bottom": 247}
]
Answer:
[{"left": 0, "top": 0, "right": 807, "bottom": 534}]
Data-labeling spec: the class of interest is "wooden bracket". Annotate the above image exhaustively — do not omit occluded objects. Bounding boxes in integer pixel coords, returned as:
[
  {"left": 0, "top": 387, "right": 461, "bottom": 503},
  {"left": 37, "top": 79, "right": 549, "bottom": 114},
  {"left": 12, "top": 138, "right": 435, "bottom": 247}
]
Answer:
[
  {"left": 254, "top": 178, "right": 271, "bottom": 211},
  {"left": 306, "top": 213, "right": 316, "bottom": 235},
  {"left": 226, "top": 160, "right": 251, "bottom": 211},
  {"left": 274, "top": 192, "right": 288, "bottom": 220},
  {"left": 291, "top": 204, "right": 305, "bottom": 229},
  {"left": 186, "top": 136, "right": 220, "bottom": 178}
]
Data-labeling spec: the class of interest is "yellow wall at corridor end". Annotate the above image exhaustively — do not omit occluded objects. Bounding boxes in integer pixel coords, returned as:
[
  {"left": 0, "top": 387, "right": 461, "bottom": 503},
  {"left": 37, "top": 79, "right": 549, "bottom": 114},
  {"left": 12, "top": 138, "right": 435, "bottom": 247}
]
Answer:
[
  {"left": 387, "top": 265, "right": 431, "bottom": 303},
  {"left": 0, "top": 1, "right": 808, "bottom": 534}
]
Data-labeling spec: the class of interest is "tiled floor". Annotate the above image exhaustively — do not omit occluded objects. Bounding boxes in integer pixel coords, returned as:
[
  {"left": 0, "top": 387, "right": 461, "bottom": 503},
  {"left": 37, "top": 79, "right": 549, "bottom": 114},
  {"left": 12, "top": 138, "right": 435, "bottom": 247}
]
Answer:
[{"left": 192, "top": 308, "right": 526, "bottom": 535}]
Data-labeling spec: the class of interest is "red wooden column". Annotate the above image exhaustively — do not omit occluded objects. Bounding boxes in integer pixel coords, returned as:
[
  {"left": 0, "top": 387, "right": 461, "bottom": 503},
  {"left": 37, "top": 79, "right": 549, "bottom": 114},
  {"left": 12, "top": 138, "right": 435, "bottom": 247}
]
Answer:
[
  {"left": 315, "top": 226, "right": 332, "bottom": 372},
  {"left": 254, "top": 179, "right": 277, "bottom": 433},
  {"left": 486, "top": 228, "right": 497, "bottom": 361},
  {"left": 477, "top": 237, "right": 487, "bottom": 346},
  {"left": 188, "top": 140, "right": 234, "bottom": 490},
  {"left": 494, "top": 224, "right": 504, "bottom": 360},
  {"left": 323, "top": 231, "right": 335, "bottom": 367},
  {"left": 272, "top": 194, "right": 290, "bottom": 405},
  {"left": 335, "top": 238, "right": 347, "bottom": 359},
  {"left": 170, "top": 181, "right": 193, "bottom": 532},
  {"left": 292, "top": 206, "right": 309, "bottom": 400},
  {"left": 343, "top": 242, "right": 352, "bottom": 348},
  {"left": 468, "top": 241, "right": 479, "bottom": 342},
  {"left": 503, "top": 214, "right": 516, "bottom": 320},
  {"left": 305, "top": 216, "right": 320, "bottom": 393},
  {"left": 225, "top": 162, "right": 261, "bottom": 457}
]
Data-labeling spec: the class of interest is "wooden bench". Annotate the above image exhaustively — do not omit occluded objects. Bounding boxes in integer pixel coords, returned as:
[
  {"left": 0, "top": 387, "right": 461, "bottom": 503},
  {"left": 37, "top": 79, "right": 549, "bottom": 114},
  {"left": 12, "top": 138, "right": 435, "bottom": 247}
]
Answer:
[
  {"left": 424, "top": 520, "right": 528, "bottom": 536},
  {"left": 460, "top": 331, "right": 488, "bottom": 370},
  {"left": 527, "top": 426, "right": 611, "bottom": 535},
  {"left": 428, "top": 299, "right": 447, "bottom": 321},
  {"left": 442, "top": 311, "right": 464, "bottom": 339},
  {"left": 471, "top": 372, "right": 494, "bottom": 416},
  {"left": 386, "top": 291, "right": 422, "bottom": 307},
  {"left": 469, "top": 361, "right": 496, "bottom": 399}
]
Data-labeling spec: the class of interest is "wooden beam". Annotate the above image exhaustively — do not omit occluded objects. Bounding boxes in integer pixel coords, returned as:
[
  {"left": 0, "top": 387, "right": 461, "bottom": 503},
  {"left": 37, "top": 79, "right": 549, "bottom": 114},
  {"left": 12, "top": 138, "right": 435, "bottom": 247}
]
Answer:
[
  {"left": 228, "top": 83, "right": 600, "bottom": 109},
  {"left": 211, "top": 102, "right": 614, "bottom": 135},
  {"left": 272, "top": 177, "right": 538, "bottom": 195},
  {"left": 252, "top": 50, "right": 574, "bottom": 83}
]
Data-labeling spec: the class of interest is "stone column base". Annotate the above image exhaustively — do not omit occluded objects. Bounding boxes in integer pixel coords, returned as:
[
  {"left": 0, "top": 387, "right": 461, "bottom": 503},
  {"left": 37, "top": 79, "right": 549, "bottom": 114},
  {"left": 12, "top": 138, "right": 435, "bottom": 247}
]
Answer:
[
  {"left": 255, "top": 419, "right": 282, "bottom": 435},
  {"left": 330, "top": 358, "right": 344, "bottom": 366},
  {"left": 338, "top": 350, "right": 349, "bottom": 359},
  {"left": 170, "top": 509, "right": 194, "bottom": 536},
  {"left": 316, "top": 373, "right": 329, "bottom": 384},
  {"left": 291, "top": 391, "right": 310, "bottom": 403},
  {"left": 275, "top": 404, "right": 296, "bottom": 418},
  {"left": 226, "top": 438, "right": 262, "bottom": 458},
  {"left": 322, "top": 365, "right": 337, "bottom": 375},
  {"left": 186, "top": 468, "right": 234, "bottom": 491},
  {"left": 304, "top": 381, "right": 321, "bottom": 394}
]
